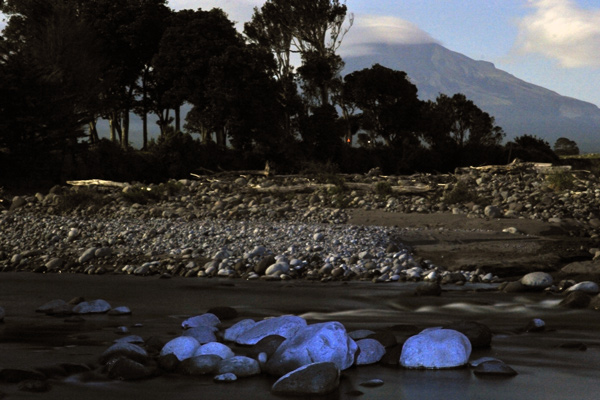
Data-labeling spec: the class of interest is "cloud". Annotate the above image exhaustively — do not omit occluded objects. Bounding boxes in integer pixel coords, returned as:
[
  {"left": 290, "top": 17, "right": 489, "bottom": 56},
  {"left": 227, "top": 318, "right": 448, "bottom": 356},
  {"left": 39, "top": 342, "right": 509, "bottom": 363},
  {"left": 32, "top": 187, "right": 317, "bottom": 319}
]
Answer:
[
  {"left": 516, "top": 0, "right": 600, "bottom": 68},
  {"left": 340, "top": 14, "right": 439, "bottom": 57}
]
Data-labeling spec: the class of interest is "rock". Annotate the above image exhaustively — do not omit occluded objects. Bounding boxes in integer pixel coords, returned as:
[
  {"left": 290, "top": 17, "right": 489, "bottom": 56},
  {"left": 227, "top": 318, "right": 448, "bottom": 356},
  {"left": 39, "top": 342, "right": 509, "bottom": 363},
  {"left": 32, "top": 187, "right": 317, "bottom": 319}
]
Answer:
[
  {"left": 521, "top": 272, "right": 553, "bottom": 290},
  {"left": 360, "top": 378, "right": 385, "bottom": 387},
  {"left": 224, "top": 319, "right": 256, "bottom": 342},
  {"left": 217, "top": 356, "right": 261, "bottom": 377},
  {"left": 72, "top": 299, "right": 111, "bottom": 314},
  {"left": 235, "top": 315, "right": 307, "bottom": 345},
  {"left": 560, "top": 291, "right": 591, "bottom": 308},
  {"left": 443, "top": 321, "right": 492, "bottom": 349},
  {"left": 160, "top": 336, "right": 200, "bottom": 361},
  {"left": 157, "top": 353, "right": 180, "bottom": 372},
  {"left": 95, "top": 247, "right": 113, "bottom": 258},
  {"left": 414, "top": 282, "right": 442, "bottom": 296},
  {"left": 18, "top": 379, "right": 50, "bottom": 393},
  {"left": 484, "top": 205, "right": 502, "bottom": 218},
  {"left": 100, "top": 343, "right": 149, "bottom": 364},
  {"left": 194, "top": 342, "right": 235, "bottom": 359},
  {"left": 271, "top": 362, "right": 340, "bottom": 396},
  {"left": 473, "top": 360, "right": 518, "bottom": 377},
  {"left": 78, "top": 247, "right": 98, "bottom": 264},
  {"left": 400, "top": 328, "right": 472, "bottom": 369},
  {"left": 182, "top": 313, "right": 220, "bottom": 329},
  {"left": 108, "top": 306, "right": 132, "bottom": 316},
  {"left": 355, "top": 338, "right": 386, "bottom": 365},
  {"left": 348, "top": 329, "right": 376, "bottom": 340},
  {"left": 265, "top": 321, "right": 358, "bottom": 376},
  {"left": 214, "top": 372, "right": 237, "bottom": 382},
  {"left": 114, "top": 335, "right": 144, "bottom": 345},
  {"left": 182, "top": 326, "right": 218, "bottom": 344},
  {"left": 565, "top": 281, "right": 599, "bottom": 295},
  {"left": 501, "top": 280, "right": 527, "bottom": 293},
  {"left": 107, "top": 358, "right": 153, "bottom": 380},
  {"left": 45, "top": 258, "right": 64, "bottom": 271},
  {"left": 589, "top": 295, "right": 600, "bottom": 311},
  {"left": 178, "top": 355, "right": 222, "bottom": 375},
  {"left": 525, "top": 318, "right": 545, "bottom": 332},
  {"left": 255, "top": 255, "right": 276, "bottom": 275},
  {"left": 9, "top": 196, "right": 27, "bottom": 211},
  {"left": 561, "top": 261, "right": 600, "bottom": 275}
]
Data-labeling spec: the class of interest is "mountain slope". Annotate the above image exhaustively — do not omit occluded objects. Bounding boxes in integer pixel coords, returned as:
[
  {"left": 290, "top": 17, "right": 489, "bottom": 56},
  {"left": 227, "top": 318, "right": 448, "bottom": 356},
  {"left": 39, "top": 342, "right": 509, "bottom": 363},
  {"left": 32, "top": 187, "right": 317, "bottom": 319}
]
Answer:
[{"left": 343, "top": 42, "right": 600, "bottom": 152}]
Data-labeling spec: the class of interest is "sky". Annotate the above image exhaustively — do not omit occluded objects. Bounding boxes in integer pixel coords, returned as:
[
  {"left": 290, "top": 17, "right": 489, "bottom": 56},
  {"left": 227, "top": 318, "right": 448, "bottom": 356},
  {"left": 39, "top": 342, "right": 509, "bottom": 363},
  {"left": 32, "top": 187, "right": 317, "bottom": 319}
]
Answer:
[
  {"left": 1, "top": 0, "right": 599, "bottom": 106},
  {"left": 165, "top": 0, "right": 600, "bottom": 108}
]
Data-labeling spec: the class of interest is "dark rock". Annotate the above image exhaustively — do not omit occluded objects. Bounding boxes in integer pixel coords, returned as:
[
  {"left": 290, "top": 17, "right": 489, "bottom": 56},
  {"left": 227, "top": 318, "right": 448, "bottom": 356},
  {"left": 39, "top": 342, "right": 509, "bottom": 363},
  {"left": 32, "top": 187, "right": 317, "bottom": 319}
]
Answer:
[
  {"left": 501, "top": 280, "right": 527, "bottom": 293},
  {"left": 178, "top": 355, "right": 221, "bottom": 375},
  {"left": 107, "top": 357, "right": 154, "bottom": 380},
  {"left": 560, "top": 291, "right": 591, "bottom": 308},
  {"left": 379, "top": 344, "right": 403, "bottom": 366},
  {"left": 18, "top": 379, "right": 50, "bottom": 392},
  {"left": 255, "top": 255, "right": 276, "bottom": 275},
  {"left": 0, "top": 369, "right": 46, "bottom": 383},
  {"left": 244, "top": 335, "right": 286, "bottom": 359},
  {"left": 368, "top": 331, "right": 397, "bottom": 348},
  {"left": 359, "top": 379, "right": 385, "bottom": 387},
  {"left": 443, "top": 321, "right": 492, "bottom": 349},
  {"left": 271, "top": 362, "right": 340, "bottom": 396},
  {"left": 157, "top": 353, "right": 180, "bottom": 372},
  {"left": 414, "top": 282, "right": 442, "bottom": 296},
  {"left": 474, "top": 360, "right": 518, "bottom": 377}
]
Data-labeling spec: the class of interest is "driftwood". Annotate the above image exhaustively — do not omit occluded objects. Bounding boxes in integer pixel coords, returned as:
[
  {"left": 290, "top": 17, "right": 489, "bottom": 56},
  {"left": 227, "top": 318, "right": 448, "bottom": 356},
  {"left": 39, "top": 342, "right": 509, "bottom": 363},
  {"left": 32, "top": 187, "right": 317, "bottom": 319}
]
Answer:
[
  {"left": 191, "top": 161, "right": 272, "bottom": 178},
  {"left": 66, "top": 179, "right": 129, "bottom": 188},
  {"left": 248, "top": 182, "right": 433, "bottom": 195}
]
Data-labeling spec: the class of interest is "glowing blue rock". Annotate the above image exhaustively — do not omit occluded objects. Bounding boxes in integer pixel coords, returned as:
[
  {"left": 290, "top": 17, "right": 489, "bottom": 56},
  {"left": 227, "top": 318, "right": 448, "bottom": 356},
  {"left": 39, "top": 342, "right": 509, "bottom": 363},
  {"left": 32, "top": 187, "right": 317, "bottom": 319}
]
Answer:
[
  {"left": 235, "top": 315, "right": 307, "bottom": 345},
  {"left": 400, "top": 327, "right": 471, "bottom": 369},
  {"left": 160, "top": 336, "right": 200, "bottom": 361}
]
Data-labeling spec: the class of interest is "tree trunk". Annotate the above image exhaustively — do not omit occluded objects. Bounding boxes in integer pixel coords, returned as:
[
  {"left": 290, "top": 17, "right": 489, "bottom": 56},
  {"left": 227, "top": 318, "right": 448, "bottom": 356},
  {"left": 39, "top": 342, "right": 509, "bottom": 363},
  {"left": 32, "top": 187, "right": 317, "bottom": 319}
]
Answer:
[
  {"left": 142, "top": 69, "right": 148, "bottom": 149},
  {"left": 175, "top": 106, "right": 181, "bottom": 133},
  {"left": 122, "top": 110, "right": 129, "bottom": 149},
  {"left": 88, "top": 120, "right": 99, "bottom": 144}
]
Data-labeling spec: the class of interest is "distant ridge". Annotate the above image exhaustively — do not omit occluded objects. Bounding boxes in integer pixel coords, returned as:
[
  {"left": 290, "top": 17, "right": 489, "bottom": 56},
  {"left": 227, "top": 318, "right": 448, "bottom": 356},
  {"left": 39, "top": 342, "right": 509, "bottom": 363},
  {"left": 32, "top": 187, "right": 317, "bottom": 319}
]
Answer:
[{"left": 343, "top": 42, "right": 600, "bottom": 152}]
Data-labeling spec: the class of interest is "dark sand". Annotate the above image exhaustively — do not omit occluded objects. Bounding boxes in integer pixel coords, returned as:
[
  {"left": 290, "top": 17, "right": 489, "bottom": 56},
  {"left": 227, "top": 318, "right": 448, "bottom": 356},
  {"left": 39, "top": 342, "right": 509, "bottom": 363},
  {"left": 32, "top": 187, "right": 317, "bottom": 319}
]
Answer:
[{"left": 1, "top": 212, "right": 599, "bottom": 399}]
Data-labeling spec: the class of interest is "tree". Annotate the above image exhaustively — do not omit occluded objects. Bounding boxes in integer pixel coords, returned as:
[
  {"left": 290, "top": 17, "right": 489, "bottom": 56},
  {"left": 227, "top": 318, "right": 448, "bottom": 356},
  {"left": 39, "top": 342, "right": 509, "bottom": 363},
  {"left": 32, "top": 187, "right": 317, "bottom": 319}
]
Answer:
[
  {"left": 554, "top": 137, "right": 580, "bottom": 156},
  {"left": 342, "top": 64, "right": 423, "bottom": 147},
  {"left": 505, "top": 134, "right": 559, "bottom": 163}
]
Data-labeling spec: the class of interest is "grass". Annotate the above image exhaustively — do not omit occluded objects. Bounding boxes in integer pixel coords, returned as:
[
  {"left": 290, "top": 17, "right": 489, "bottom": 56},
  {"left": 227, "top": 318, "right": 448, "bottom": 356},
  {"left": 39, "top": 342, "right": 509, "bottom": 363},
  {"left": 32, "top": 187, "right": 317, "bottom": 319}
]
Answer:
[
  {"left": 443, "top": 179, "right": 479, "bottom": 204},
  {"left": 545, "top": 170, "right": 575, "bottom": 192},
  {"left": 56, "top": 187, "right": 112, "bottom": 212}
]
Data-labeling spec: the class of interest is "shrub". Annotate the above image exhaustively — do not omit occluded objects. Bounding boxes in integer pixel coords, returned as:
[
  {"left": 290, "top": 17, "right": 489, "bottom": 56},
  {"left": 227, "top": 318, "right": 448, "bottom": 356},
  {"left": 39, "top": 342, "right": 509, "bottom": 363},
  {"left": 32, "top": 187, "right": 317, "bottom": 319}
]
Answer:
[
  {"left": 443, "top": 179, "right": 479, "bottom": 204},
  {"left": 375, "top": 181, "right": 393, "bottom": 196},
  {"left": 56, "top": 187, "right": 112, "bottom": 212},
  {"left": 546, "top": 170, "right": 575, "bottom": 191}
]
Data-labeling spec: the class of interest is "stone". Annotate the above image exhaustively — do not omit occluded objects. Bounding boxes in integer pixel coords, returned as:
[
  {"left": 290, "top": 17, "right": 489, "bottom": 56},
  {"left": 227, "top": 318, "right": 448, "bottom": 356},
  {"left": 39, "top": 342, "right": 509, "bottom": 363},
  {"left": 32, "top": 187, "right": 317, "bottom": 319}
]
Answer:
[
  {"left": 78, "top": 247, "right": 98, "bottom": 264},
  {"left": 178, "top": 355, "right": 222, "bottom": 375},
  {"left": 45, "top": 258, "right": 64, "bottom": 271},
  {"left": 182, "top": 326, "right": 218, "bottom": 344},
  {"left": 501, "top": 280, "right": 527, "bottom": 293},
  {"left": 72, "top": 299, "right": 111, "bottom": 314},
  {"left": 560, "top": 291, "right": 591, "bottom": 308},
  {"left": 473, "top": 360, "right": 518, "bottom": 377},
  {"left": 443, "top": 321, "right": 492, "bottom": 349},
  {"left": 271, "top": 362, "right": 340, "bottom": 396},
  {"left": 521, "top": 272, "right": 553, "bottom": 289},
  {"left": 400, "top": 328, "right": 472, "bottom": 369},
  {"left": 414, "top": 282, "right": 442, "bottom": 296},
  {"left": 160, "top": 336, "right": 200, "bottom": 361},
  {"left": 244, "top": 335, "right": 286, "bottom": 359},
  {"left": 484, "top": 205, "right": 503, "bottom": 218},
  {"left": 114, "top": 335, "right": 144, "bottom": 345},
  {"left": 107, "top": 358, "right": 153, "bottom": 381},
  {"left": 107, "top": 306, "right": 131, "bottom": 316},
  {"left": 214, "top": 372, "right": 237, "bottom": 382},
  {"left": 217, "top": 356, "right": 261, "bottom": 377},
  {"left": 235, "top": 315, "right": 307, "bottom": 345},
  {"left": 194, "top": 342, "right": 235, "bottom": 359},
  {"left": 18, "top": 379, "right": 50, "bottom": 393},
  {"left": 95, "top": 247, "right": 113, "bottom": 258},
  {"left": 224, "top": 319, "right": 256, "bottom": 342},
  {"left": 100, "top": 343, "right": 149, "bottom": 364},
  {"left": 181, "top": 313, "right": 220, "bottom": 329},
  {"left": 565, "top": 281, "right": 599, "bottom": 295},
  {"left": 265, "top": 321, "right": 358, "bottom": 376},
  {"left": 255, "top": 255, "right": 276, "bottom": 275},
  {"left": 525, "top": 318, "right": 545, "bottom": 332},
  {"left": 9, "top": 196, "right": 27, "bottom": 211},
  {"left": 355, "top": 339, "right": 386, "bottom": 365},
  {"left": 589, "top": 295, "right": 600, "bottom": 311}
]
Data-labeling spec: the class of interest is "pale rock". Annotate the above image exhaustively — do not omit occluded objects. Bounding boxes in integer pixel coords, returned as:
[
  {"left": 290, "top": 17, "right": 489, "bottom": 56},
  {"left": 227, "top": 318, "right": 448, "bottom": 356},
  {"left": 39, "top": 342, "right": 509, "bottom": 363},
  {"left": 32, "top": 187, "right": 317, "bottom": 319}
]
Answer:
[
  {"left": 565, "top": 281, "right": 599, "bottom": 294},
  {"left": 182, "top": 313, "right": 220, "bottom": 329},
  {"left": 235, "top": 316, "right": 307, "bottom": 345},
  {"left": 78, "top": 247, "right": 98, "bottom": 264},
  {"left": 72, "top": 299, "right": 111, "bottom": 314},
  {"left": 214, "top": 372, "right": 237, "bottom": 382},
  {"left": 355, "top": 338, "right": 386, "bottom": 365},
  {"left": 194, "top": 342, "right": 235, "bottom": 359},
  {"left": 182, "top": 325, "right": 218, "bottom": 344},
  {"left": 521, "top": 272, "right": 553, "bottom": 289},
  {"left": 160, "top": 336, "right": 200, "bottom": 361},
  {"left": 265, "top": 321, "right": 358, "bottom": 376},
  {"left": 400, "top": 327, "right": 472, "bottom": 369},
  {"left": 224, "top": 319, "right": 256, "bottom": 342}
]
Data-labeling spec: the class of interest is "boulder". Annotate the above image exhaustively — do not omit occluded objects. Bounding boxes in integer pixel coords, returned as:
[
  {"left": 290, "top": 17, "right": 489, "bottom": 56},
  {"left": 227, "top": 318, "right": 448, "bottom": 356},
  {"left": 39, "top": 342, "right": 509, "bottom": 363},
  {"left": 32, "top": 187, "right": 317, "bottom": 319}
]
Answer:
[
  {"left": 521, "top": 272, "right": 553, "bottom": 290},
  {"left": 265, "top": 321, "right": 358, "bottom": 376},
  {"left": 100, "top": 343, "right": 149, "bottom": 365},
  {"left": 400, "top": 328, "right": 472, "bottom": 369},
  {"left": 194, "top": 342, "right": 234, "bottom": 359},
  {"left": 414, "top": 282, "right": 442, "bottom": 296},
  {"left": 160, "top": 336, "right": 200, "bottom": 361},
  {"left": 181, "top": 313, "right": 220, "bottom": 329},
  {"left": 565, "top": 281, "right": 599, "bottom": 295},
  {"left": 355, "top": 339, "right": 386, "bottom": 365},
  {"left": 235, "top": 315, "right": 307, "bottom": 345},
  {"left": 178, "top": 355, "right": 221, "bottom": 375},
  {"left": 217, "top": 356, "right": 261, "bottom": 377},
  {"left": 223, "top": 319, "right": 256, "bottom": 342},
  {"left": 78, "top": 247, "right": 98, "bottom": 264},
  {"left": 182, "top": 326, "right": 218, "bottom": 344},
  {"left": 473, "top": 360, "right": 518, "bottom": 377},
  {"left": 107, "top": 358, "right": 153, "bottom": 381},
  {"left": 560, "top": 291, "right": 591, "bottom": 309},
  {"left": 561, "top": 261, "right": 600, "bottom": 275},
  {"left": 443, "top": 321, "right": 492, "bottom": 349},
  {"left": 271, "top": 362, "right": 340, "bottom": 396},
  {"left": 72, "top": 299, "right": 111, "bottom": 314}
]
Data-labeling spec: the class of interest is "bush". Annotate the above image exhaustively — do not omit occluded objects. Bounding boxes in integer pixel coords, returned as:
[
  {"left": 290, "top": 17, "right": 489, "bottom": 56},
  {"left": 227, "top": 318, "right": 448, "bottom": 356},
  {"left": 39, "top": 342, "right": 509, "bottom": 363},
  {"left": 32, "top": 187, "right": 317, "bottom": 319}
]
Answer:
[
  {"left": 375, "top": 181, "right": 393, "bottom": 196},
  {"left": 443, "top": 179, "right": 479, "bottom": 204},
  {"left": 56, "top": 187, "right": 112, "bottom": 212},
  {"left": 545, "top": 170, "right": 575, "bottom": 192}
]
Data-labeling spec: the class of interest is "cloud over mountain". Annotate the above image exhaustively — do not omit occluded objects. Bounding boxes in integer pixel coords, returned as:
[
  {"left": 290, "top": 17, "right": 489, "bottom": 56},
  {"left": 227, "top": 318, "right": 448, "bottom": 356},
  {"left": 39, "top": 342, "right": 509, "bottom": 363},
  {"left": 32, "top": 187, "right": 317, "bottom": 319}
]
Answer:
[
  {"left": 340, "top": 14, "right": 439, "bottom": 57},
  {"left": 517, "top": 0, "right": 600, "bottom": 67}
]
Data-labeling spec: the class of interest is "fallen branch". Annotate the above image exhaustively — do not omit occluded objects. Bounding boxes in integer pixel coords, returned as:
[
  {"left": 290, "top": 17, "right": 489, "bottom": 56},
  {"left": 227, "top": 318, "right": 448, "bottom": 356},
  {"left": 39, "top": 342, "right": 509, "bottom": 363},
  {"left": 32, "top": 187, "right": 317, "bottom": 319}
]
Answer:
[{"left": 66, "top": 179, "right": 129, "bottom": 188}]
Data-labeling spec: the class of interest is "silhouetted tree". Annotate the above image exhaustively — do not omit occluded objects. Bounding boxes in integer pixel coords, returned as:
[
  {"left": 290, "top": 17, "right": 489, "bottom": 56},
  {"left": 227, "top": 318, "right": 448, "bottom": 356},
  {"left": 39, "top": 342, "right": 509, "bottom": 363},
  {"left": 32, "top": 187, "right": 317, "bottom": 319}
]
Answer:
[
  {"left": 505, "top": 134, "right": 559, "bottom": 163},
  {"left": 554, "top": 137, "right": 580, "bottom": 156}
]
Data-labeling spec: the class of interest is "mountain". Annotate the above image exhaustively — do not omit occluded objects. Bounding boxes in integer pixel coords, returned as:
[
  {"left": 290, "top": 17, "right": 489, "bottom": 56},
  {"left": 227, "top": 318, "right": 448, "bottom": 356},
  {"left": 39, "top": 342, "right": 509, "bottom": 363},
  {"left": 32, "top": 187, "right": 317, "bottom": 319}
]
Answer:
[{"left": 343, "top": 42, "right": 600, "bottom": 152}]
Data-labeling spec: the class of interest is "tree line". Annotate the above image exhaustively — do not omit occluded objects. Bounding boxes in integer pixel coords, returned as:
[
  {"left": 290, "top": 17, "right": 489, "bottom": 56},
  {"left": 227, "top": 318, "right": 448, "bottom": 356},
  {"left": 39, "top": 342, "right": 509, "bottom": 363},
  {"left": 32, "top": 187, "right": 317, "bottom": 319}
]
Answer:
[{"left": 0, "top": 0, "right": 568, "bottom": 185}]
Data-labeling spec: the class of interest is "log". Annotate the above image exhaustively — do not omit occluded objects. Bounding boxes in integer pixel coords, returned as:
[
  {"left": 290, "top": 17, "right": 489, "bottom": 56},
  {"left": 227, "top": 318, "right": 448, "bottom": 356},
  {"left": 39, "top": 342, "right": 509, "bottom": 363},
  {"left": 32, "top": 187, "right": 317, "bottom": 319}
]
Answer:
[{"left": 66, "top": 179, "right": 129, "bottom": 188}]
